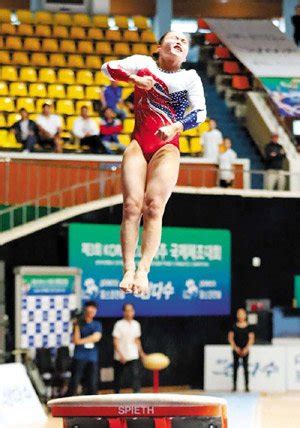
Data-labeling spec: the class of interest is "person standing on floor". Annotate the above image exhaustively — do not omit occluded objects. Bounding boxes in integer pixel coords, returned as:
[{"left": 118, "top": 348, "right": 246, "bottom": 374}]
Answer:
[
  {"left": 228, "top": 308, "right": 255, "bottom": 392},
  {"left": 264, "top": 133, "right": 286, "bottom": 191},
  {"left": 113, "top": 303, "right": 146, "bottom": 393},
  {"left": 202, "top": 119, "right": 223, "bottom": 163},
  {"left": 218, "top": 137, "right": 237, "bottom": 188}
]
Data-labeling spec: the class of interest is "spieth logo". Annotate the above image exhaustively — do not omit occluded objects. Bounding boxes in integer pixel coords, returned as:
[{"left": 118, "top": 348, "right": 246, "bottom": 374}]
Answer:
[{"left": 118, "top": 406, "right": 155, "bottom": 415}]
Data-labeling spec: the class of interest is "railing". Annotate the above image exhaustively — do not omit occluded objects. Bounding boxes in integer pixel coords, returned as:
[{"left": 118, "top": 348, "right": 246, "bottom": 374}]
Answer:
[{"left": 0, "top": 156, "right": 298, "bottom": 233}]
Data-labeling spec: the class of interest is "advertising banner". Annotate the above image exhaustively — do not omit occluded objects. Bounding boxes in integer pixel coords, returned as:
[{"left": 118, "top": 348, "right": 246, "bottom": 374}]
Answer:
[
  {"left": 260, "top": 77, "right": 300, "bottom": 117},
  {"left": 69, "top": 224, "right": 231, "bottom": 317}
]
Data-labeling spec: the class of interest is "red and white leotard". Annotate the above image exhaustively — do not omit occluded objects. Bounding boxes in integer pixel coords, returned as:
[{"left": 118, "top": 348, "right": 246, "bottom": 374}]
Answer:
[{"left": 102, "top": 55, "right": 207, "bottom": 159}]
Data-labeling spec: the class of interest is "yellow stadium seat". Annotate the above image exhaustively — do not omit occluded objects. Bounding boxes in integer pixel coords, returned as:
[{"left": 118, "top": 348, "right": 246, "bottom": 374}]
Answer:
[
  {"left": 39, "top": 68, "right": 56, "bottom": 84},
  {"left": 0, "top": 129, "right": 8, "bottom": 146},
  {"left": 190, "top": 137, "right": 203, "bottom": 154},
  {"left": 0, "top": 51, "right": 10, "bottom": 64},
  {"left": 36, "top": 98, "right": 52, "bottom": 113},
  {"left": 95, "top": 41, "right": 112, "bottom": 55},
  {"left": 67, "top": 85, "right": 84, "bottom": 100},
  {"left": 66, "top": 115, "right": 78, "bottom": 130},
  {"left": 76, "top": 100, "right": 94, "bottom": 114},
  {"left": 70, "top": 26, "right": 86, "bottom": 40},
  {"left": 123, "top": 30, "right": 140, "bottom": 42},
  {"left": 31, "top": 53, "right": 48, "bottom": 66},
  {"left": 7, "top": 113, "right": 20, "bottom": 127},
  {"left": 16, "top": 9, "right": 33, "bottom": 24},
  {"left": 73, "top": 13, "right": 91, "bottom": 27},
  {"left": 52, "top": 25, "right": 68, "bottom": 39},
  {"left": 133, "top": 16, "right": 149, "bottom": 30},
  {"left": 16, "top": 97, "right": 35, "bottom": 113},
  {"left": 28, "top": 113, "right": 38, "bottom": 122},
  {"left": 0, "top": 9, "right": 11, "bottom": 24},
  {"left": 5, "top": 131, "right": 23, "bottom": 149},
  {"left": 1, "top": 23, "right": 16, "bottom": 35},
  {"left": 35, "top": 24, "right": 52, "bottom": 38},
  {"left": 49, "top": 54, "right": 65, "bottom": 68},
  {"left": 42, "top": 38, "right": 59, "bottom": 52},
  {"left": 29, "top": 83, "right": 47, "bottom": 98},
  {"left": 198, "top": 121, "right": 210, "bottom": 135},
  {"left": 85, "top": 86, "right": 101, "bottom": 100},
  {"left": 114, "top": 16, "right": 129, "bottom": 29},
  {"left": 76, "top": 69, "right": 94, "bottom": 85},
  {"left": 48, "top": 84, "right": 66, "bottom": 99},
  {"left": 179, "top": 137, "right": 190, "bottom": 154},
  {"left": 67, "top": 54, "right": 84, "bottom": 68},
  {"left": 10, "top": 82, "right": 28, "bottom": 97},
  {"left": 35, "top": 11, "right": 53, "bottom": 25},
  {"left": 87, "top": 28, "right": 104, "bottom": 41},
  {"left": 85, "top": 55, "right": 102, "bottom": 70},
  {"left": 60, "top": 39, "right": 76, "bottom": 53},
  {"left": 0, "top": 37, "right": 3, "bottom": 49},
  {"left": 114, "top": 42, "right": 131, "bottom": 56},
  {"left": 183, "top": 127, "right": 198, "bottom": 137},
  {"left": 123, "top": 118, "right": 135, "bottom": 133},
  {"left": 5, "top": 36, "right": 22, "bottom": 50},
  {"left": 0, "top": 113, "right": 6, "bottom": 127},
  {"left": 78, "top": 41, "right": 94, "bottom": 54},
  {"left": 17, "top": 24, "right": 34, "bottom": 36},
  {"left": 23, "top": 37, "right": 40, "bottom": 51},
  {"left": 103, "top": 56, "right": 118, "bottom": 63},
  {"left": 0, "top": 81, "right": 8, "bottom": 96},
  {"left": 56, "top": 99, "right": 75, "bottom": 115},
  {"left": 105, "top": 30, "right": 122, "bottom": 42},
  {"left": 92, "top": 15, "right": 109, "bottom": 29},
  {"left": 94, "top": 71, "right": 111, "bottom": 86},
  {"left": 58, "top": 68, "right": 75, "bottom": 85},
  {"left": 132, "top": 43, "right": 148, "bottom": 55},
  {"left": 20, "top": 67, "right": 37, "bottom": 82},
  {"left": 141, "top": 30, "right": 156, "bottom": 43},
  {"left": 12, "top": 52, "right": 29, "bottom": 65},
  {"left": 54, "top": 13, "right": 72, "bottom": 27},
  {"left": 1, "top": 66, "right": 18, "bottom": 81},
  {"left": 118, "top": 134, "right": 131, "bottom": 146},
  {"left": 0, "top": 97, "right": 14, "bottom": 112}
]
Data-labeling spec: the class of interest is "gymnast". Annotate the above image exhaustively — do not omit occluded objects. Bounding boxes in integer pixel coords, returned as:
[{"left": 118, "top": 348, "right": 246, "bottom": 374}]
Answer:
[{"left": 102, "top": 31, "right": 207, "bottom": 295}]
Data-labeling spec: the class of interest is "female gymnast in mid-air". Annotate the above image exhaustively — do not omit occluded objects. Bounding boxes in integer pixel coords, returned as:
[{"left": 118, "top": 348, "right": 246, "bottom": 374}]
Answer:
[{"left": 102, "top": 31, "right": 207, "bottom": 296}]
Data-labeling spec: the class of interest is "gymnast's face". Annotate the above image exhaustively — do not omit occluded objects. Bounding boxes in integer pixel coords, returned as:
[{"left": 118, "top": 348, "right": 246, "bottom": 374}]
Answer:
[{"left": 158, "top": 32, "right": 189, "bottom": 63}]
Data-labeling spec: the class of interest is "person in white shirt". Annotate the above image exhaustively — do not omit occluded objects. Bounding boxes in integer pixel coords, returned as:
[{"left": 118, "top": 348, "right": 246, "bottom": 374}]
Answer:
[
  {"left": 112, "top": 303, "right": 146, "bottom": 393},
  {"left": 202, "top": 119, "right": 223, "bottom": 162},
  {"left": 73, "top": 105, "right": 105, "bottom": 154},
  {"left": 36, "top": 103, "right": 62, "bottom": 153},
  {"left": 218, "top": 137, "right": 237, "bottom": 188}
]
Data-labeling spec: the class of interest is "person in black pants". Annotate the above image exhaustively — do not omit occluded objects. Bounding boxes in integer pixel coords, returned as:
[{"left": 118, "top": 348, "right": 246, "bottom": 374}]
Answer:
[
  {"left": 291, "top": 5, "right": 300, "bottom": 46},
  {"left": 67, "top": 301, "right": 102, "bottom": 396},
  {"left": 228, "top": 308, "right": 255, "bottom": 392}
]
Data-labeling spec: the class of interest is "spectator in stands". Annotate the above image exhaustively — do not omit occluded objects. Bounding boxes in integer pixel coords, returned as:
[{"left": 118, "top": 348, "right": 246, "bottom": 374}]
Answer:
[
  {"left": 36, "top": 103, "right": 62, "bottom": 153},
  {"left": 202, "top": 119, "right": 223, "bottom": 162},
  {"left": 228, "top": 308, "right": 255, "bottom": 392},
  {"left": 73, "top": 106, "right": 105, "bottom": 154},
  {"left": 100, "top": 107, "right": 125, "bottom": 154},
  {"left": 112, "top": 303, "right": 146, "bottom": 394},
  {"left": 103, "top": 81, "right": 127, "bottom": 120},
  {"left": 264, "top": 133, "right": 286, "bottom": 191},
  {"left": 67, "top": 301, "right": 102, "bottom": 396},
  {"left": 10, "top": 108, "right": 38, "bottom": 152},
  {"left": 186, "top": 34, "right": 200, "bottom": 63},
  {"left": 291, "top": 5, "right": 300, "bottom": 46},
  {"left": 218, "top": 137, "right": 237, "bottom": 188}
]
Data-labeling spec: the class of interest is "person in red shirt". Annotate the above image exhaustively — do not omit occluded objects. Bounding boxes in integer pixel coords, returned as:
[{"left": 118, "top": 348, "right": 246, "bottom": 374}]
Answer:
[{"left": 100, "top": 107, "right": 125, "bottom": 154}]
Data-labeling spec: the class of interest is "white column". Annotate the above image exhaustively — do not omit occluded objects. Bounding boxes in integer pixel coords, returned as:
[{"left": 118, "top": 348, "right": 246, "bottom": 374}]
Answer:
[{"left": 154, "top": 0, "right": 173, "bottom": 39}]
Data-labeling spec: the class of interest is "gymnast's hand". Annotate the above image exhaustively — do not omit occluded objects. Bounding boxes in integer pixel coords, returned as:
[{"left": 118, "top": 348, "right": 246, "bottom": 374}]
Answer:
[
  {"left": 156, "top": 122, "right": 184, "bottom": 142},
  {"left": 129, "top": 74, "right": 155, "bottom": 90}
]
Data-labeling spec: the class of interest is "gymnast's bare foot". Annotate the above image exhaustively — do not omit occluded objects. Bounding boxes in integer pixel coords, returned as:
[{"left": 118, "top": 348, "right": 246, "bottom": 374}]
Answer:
[
  {"left": 132, "top": 269, "right": 149, "bottom": 295},
  {"left": 119, "top": 270, "right": 135, "bottom": 293}
]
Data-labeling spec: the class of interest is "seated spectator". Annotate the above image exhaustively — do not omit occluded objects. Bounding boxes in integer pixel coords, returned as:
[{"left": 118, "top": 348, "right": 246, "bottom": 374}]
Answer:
[
  {"left": 264, "top": 133, "right": 286, "bottom": 191},
  {"left": 73, "top": 106, "right": 105, "bottom": 154},
  {"left": 100, "top": 107, "right": 125, "bottom": 154},
  {"left": 10, "top": 108, "right": 38, "bottom": 152},
  {"left": 218, "top": 137, "right": 237, "bottom": 188},
  {"left": 36, "top": 103, "right": 62, "bottom": 153},
  {"left": 103, "top": 81, "right": 127, "bottom": 120},
  {"left": 202, "top": 119, "right": 223, "bottom": 163}
]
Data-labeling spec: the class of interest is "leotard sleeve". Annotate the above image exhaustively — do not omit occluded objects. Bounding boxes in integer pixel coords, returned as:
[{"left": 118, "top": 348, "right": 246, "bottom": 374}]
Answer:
[
  {"left": 101, "top": 55, "right": 149, "bottom": 82},
  {"left": 180, "top": 70, "right": 207, "bottom": 131}
]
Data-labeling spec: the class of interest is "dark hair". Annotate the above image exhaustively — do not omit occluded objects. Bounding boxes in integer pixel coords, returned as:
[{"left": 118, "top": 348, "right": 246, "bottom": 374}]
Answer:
[
  {"left": 84, "top": 300, "right": 98, "bottom": 309},
  {"left": 122, "top": 303, "right": 135, "bottom": 312},
  {"left": 152, "top": 31, "right": 173, "bottom": 60},
  {"left": 42, "top": 103, "right": 50, "bottom": 109},
  {"left": 80, "top": 105, "right": 88, "bottom": 111},
  {"left": 19, "top": 108, "right": 27, "bottom": 113}
]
